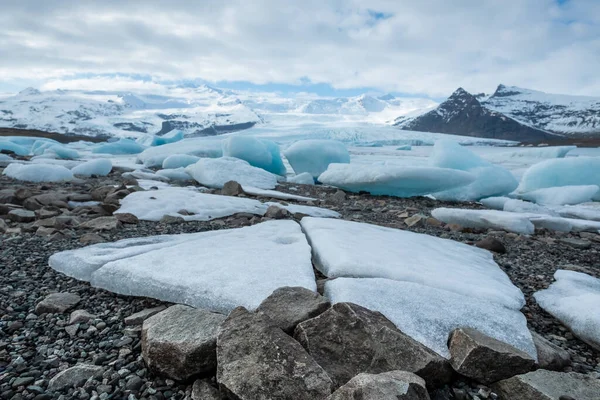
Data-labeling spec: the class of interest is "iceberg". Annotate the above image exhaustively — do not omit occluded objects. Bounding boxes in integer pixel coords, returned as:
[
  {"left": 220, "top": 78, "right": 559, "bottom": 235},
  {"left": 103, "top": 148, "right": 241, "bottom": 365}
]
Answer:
[
  {"left": 155, "top": 168, "right": 192, "bottom": 181},
  {"left": 519, "top": 185, "right": 599, "bottom": 206},
  {"left": 301, "top": 217, "right": 524, "bottom": 310},
  {"left": 186, "top": 157, "right": 278, "bottom": 190},
  {"left": 161, "top": 154, "right": 200, "bottom": 169},
  {"left": 242, "top": 186, "right": 316, "bottom": 202},
  {"left": 3, "top": 163, "right": 73, "bottom": 182},
  {"left": 222, "top": 136, "right": 286, "bottom": 176},
  {"left": 480, "top": 196, "right": 511, "bottom": 210},
  {"left": 137, "top": 137, "right": 223, "bottom": 168},
  {"left": 534, "top": 270, "right": 600, "bottom": 351},
  {"left": 326, "top": 278, "right": 536, "bottom": 359},
  {"left": 71, "top": 159, "right": 113, "bottom": 177},
  {"left": 49, "top": 221, "right": 317, "bottom": 313},
  {"left": 0, "top": 140, "right": 29, "bottom": 156},
  {"left": 318, "top": 163, "right": 475, "bottom": 198},
  {"left": 429, "top": 140, "right": 518, "bottom": 201},
  {"left": 33, "top": 143, "right": 79, "bottom": 160},
  {"left": 556, "top": 204, "right": 600, "bottom": 222},
  {"left": 287, "top": 172, "right": 315, "bottom": 185},
  {"left": 503, "top": 199, "right": 559, "bottom": 216},
  {"left": 284, "top": 139, "right": 350, "bottom": 179},
  {"left": 93, "top": 139, "right": 145, "bottom": 155},
  {"left": 516, "top": 157, "right": 600, "bottom": 200},
  {"left": 431, "top": 208, "right": 535, "bottom": 235},
  {"left": 396, "top": 145, "right": 412, "bottom": 151},
  {"left": 138, "top": 130, "right": 185, "bottom": 147}
]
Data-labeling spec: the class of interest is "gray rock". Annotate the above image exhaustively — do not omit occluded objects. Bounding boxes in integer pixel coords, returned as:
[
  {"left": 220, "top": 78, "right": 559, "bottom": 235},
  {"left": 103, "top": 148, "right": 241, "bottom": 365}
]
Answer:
[
  {"left": 448, "top": 327, "right": 535, "bottom": 384},
  {"left": 531, "top": 331, "right": 571, "bottom": 371},
  {"left": 331, "top": 190, "right": 346, "bottom": 203},
  {"left": 0, "top": 218, "right": 8, "bottom": 233},
  {"left": 8, "top": 209, "right": 35, "bottom": 223},
  {"left": 217, "top": 306, "right": 333, "bottom": 400},
  {"left": 294, "top": 302, "right": 452, "bottom": 389},
  {"left": 327, "top": 370, "right": 430, "bottom": 400},
  {"left": 493, "top": 370, "right": 600, "bottom": 400},
  {"left": 0, "top": 189, "right": 17, "bottom": 204},
  {"left": 115, "top": 212, "right": 139, "bottom": 224},
  {"left": 191, "top": 379, "right": 221, "bottom": 400},
  {"left": 559, "top": 238, "right": 592, "bottom": 250},
  {"left": 80, "top": 232, "right": 106, "bottom": 244},
  {"left": 264, "top": 205, "right": 289, "bottom": 219},
  {"left": 23, "top": 193, "right": 69, "bottom": 211},
  {"left": 69, "top": 310, "right": 96, "bottom": 325},
  {"left": 141, "top": 304, "right": 225, "bottom": 381},
  {"left": 160, "top": 215, "right": 185, "bottom": 224},
  {"left": 475, "top": 237, "right": 507, "bottom": 253},
  {"left": 405, "top": 214, "right": 426, "bottom": 227},
  {"left": 125, "top": 306, "right": 167, "bottom": 326},
  {"left": 34, "top": 206, "right": 62, "bottom": 219},
  {"left": 221, "top": 180, "right": 244, "bottom": 196},
  {"left": 48, "top": 364, "right": 104, "bottom": 391},
  {"left": 79, "top": 216, "right": 121, "bottom": 230},
  {"left": 36, "top": 226, "right": 56, "bottom": 237},
  {"left": 35, "top": 292, "right": 81, "bottom": 315},
  {"left": 256, "top": 286, "right": 330, "bottom": 334}
]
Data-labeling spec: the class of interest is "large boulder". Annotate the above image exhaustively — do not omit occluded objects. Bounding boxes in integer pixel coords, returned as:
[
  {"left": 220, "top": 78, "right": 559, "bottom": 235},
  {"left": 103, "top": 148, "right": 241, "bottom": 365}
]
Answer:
[
  {"left": 448, "top": 327, "right": 535, "bottom": 384},
  {"left": 48, "top": 364, "right": 104, "bottom": 391},
  {"left": 35, "top": 292, "right": 81, "bottom": 315},
  {"left": 294, "top": 302, "right": 452, "bottom": 389},
  {"left": 7, "top": 209, "right": 35, "bottom": 223},
  {"left": 79, "top": 216, "right": 121, "bottom": 231},
  {"left": 327, "top": 370, "right": 430, "bottom": 400},
  {"left": 23, "top": 192, "right": 69, "bottom": 211},
  {"left": 217, "top": 307, "right": 333, "bottom": 400},
  {"left": 256, "top": 286, "right": 330, "bottom": 334},
  {"left": 141, "top": 305, "right": 226, "bottom": 381},
  {"left": 531, "top": 331, "right": 571, "bottom": 371},
  {"left": 493, "top": 370, "right": 600, "bottom": 400}
]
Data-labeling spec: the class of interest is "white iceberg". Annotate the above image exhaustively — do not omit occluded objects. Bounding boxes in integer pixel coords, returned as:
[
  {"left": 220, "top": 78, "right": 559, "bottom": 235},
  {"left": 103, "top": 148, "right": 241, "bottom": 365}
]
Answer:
[
  {"left": 49, "top": 221, "right": 317, "bottom": 313},
  {"left": 186, "top": 157, "right": 278, "bottom": 189},
  {"left": 222, "top": 136, "right": 286, "bottom": 176},
  {"left": 93, "top": 139, "right": 145, "bottom": 155},
  {"left": 318, "top": 163, "right": 475, "bottom": 198},
  {"left": 284, "top": 139, "right": 350, "bottom": 179},
  {"left": 71, "top": 159, "right": 113, "bottom": 177},
  {"left": 137, "top": 137, "right": 223, "bottom": 167},
  {"left": 242, "top": 186, "right": 315, "bottom": 202},
  {"left": 480, "top": 196, "right": 511, "bottom": 210},
  {"left": 287, "top": 172, "right": 315, "bottom": 185},
  {"left": 519, "top": 185, "right": 599, "bottom": 206},
  {"left": 431, "top": 208, "right": 535, "bottom": 235},
  {"left": 534, "top": 270, "right": 600, "bottom": 351},
  {"left": 156, "top": 168, "right": 193, "bottom": 181},
  {"left": 3, "top": 163, "right": 73, "bottom": 182},
  {"left": 161, "top": 154, "right": 200, "bottom": 169}
]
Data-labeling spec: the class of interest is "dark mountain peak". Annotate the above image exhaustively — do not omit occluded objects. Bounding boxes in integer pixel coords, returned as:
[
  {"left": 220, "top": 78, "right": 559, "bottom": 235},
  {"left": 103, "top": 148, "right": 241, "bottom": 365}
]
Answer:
[
  {"left": 450, "top": 87, "right": 472, "bottom": 98},
  {"left": 491, "top": 84, "right": 522, "bottom": 98}
]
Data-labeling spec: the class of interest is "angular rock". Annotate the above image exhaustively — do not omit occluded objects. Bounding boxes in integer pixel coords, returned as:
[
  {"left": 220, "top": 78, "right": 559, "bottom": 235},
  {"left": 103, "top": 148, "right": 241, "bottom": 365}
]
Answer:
[
  {"left": 256, "top": 287, "right": 330, "bottom": 334},
  {"left": 125, "top": 306, "right": 167, "bottom": 326},
  {"left": 160, "top": 215, "right": 185, "bottom": 224},
  {"left": 35, "top": 206, "right": 62, "bottom": 219},
  {"left": 405, "top": 214, "right": 426, "bottom": 227},
  {"left": 115, "top": 212, "right": 139, "bottom": 224},
  {"left": 328, "top": 370, "right": 430, "bottom": 400},
  {"left": 36, "top": 226, "right": 56, "bottom": 237},
  {"left": 493, "top": 370, "right": 600, "bottom": 400},
  {"left": 69, "top": 310, "right": 96, "bottom": 325},
  {"left": 531, "top": 331, "right": 571, "bottom": 371},
  {"left": 8, "top": 209, "right": 35, "bottom": 223},
  {"left": 191, "top": 379, "right": 221, "bottom": 400},
  {"left": 48, "top": 364, "right": 104, "bottom": 391},
  {"left": 331, "top": 190, "right": 346, "bottom": 203},
  {"left": 559, "top": 238, "right": 592, "bottom": 250},
  {"left": 35, "top": 293, "right": 81, "bottom": 315},
  {"left": 217, "top": 307, "right": 333, "bottom": 400},
  {"left": 264, "top": 205, "right": 289, "bottom": 219},
  {"left": 0, "top": 189, "right": 17, "bottom": 204},
  {"left": 23, "top": 193, "right": 69, "bottom": 211},
  {"left": 141, "top": 304, "right": 225, "bottom": 381},
  {"left": 0, "top": 218, "right": 8, "bottom": 233},
  {"left": 448, "top": 327, "right": 535, "bottom": 384},
  {"left": 91, "top": 186, "right": 116, "bottom": 201},
  {"left": 79, "top": 232, "right": 106, "bottom": 245},
  {"left": 221, "top": 180, "right": 244, "bottom": 196},
  {"left": 294, "top": 302, "right": 452, "bottom": 389},
  {"left": 475, "top": 237, "right": 506, "bottom": 253},
  {"left": 79, "top": 216, "right": 121, "bottom": 231}
]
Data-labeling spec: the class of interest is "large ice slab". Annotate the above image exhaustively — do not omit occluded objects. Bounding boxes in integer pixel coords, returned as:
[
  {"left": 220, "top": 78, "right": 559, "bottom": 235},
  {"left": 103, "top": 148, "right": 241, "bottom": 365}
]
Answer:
[
  {"left": 431, "top": 208, "right": 535, "bottom": 235},
  {"left": 242, "top": 186, "right": 315, "bottom": 202},
  {"left": 93, "top": 139, "right": 145, "bottom": 155},
  {"left": 301, "top": 217, "right": 524, "bottom": 310},
  {"left": 517, "top": 157, "right": 600, "bottom": 200},
  {"left": 0, "top": 140, "right": 29, "bottom": 156},
  {"left": 3, "top": 163, "right": 73, "bottom": 182},
  {"left": 32, "top": 143, "right": 80, "bottom": 160},
  {"left": 284, "top": 139, "right": 350, "bottom": 179},
  {"left": 287, "top": 172, "right": 315, "bottom": 185},
  {"left": 186, "top": 157, "right": 278, "bottom": 189},
  {"left": 534, "top": 270, "right": 600, "bottom": 351},
  {"left": 429, "top": 140, "right": 518, "bottom": 201},
  {"left": 266, "top": 202, "right": 340, "bottom": 219},
  {"left": 49, "top": 221, "right": 317, "bottom": 313},
  {"left": 137, "top": 137, "right": 223, "bottom": 167},
  {"left": 161, "top": 154, "right": 200, "bottom": 169},
  {"left": 519, "top": 185, "right": 599, "bottom": 206},
  {"left": 222, "top": 136, "right": 286, "bottom": 175},
  {"left": 325, "top": 278, "right": 536, "bottom": 359},
  {"left": 71, "top": 159, "right": 113, "bottom": 177},
  {"left": 318, "top": 164, "right": 475, "bottom": 198},
  {"left": 155, "top": 168, "right": 192, "bottom": 181},
  {"left": 480, "top": 196, "right": 511, "bottom": 210},
  {"left": 116, "top": 188, "right": 266, "bottom": 221}
]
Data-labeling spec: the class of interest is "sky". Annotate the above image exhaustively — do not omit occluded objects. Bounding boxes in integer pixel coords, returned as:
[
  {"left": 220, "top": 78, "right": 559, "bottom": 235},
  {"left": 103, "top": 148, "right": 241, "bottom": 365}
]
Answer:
[{"left": 0, "top": 0, "right": 599, "bottom": 98}]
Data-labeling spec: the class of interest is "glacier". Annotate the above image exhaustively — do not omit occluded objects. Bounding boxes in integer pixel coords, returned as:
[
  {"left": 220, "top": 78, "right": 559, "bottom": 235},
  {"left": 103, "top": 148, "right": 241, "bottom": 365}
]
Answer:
[
  {"left": 185, "top": 157, "right": 278, "bottom": 189},
  {"left": 318, "top": 163, "right": 475, "bottom": 198},
  {"left": 222, "top": 136, "right": 286, "bottom": 175},
  {"left": 284, "top": 139, "right": 350, "bottom": 178},
  {"left": 3, "top": 163, "right": 74, "bottom": 182},
  {"left": 71, "top": 159, "right": 113, "bottom": 177}
]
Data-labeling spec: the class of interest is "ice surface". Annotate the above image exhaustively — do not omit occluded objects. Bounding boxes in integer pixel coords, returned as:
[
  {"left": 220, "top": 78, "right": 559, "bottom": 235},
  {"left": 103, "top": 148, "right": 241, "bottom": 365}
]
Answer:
[
  {"left": 480, "top": 196, "right": 511, "bottom": 210},
  {"left": 49, "top": 221, "right": 317, "bottom": 313},
  {"left": 301, "top": 217, "right": 524, "bottom": 309},
  {"left": 116, "top": 188, "right": 266, "bottom": 221},
  {"left": 0, "top": 140, "right": 29, "bottom": 156},
  {"left": 32, "top": 143, "right": 80, "bottom": 160},
  {"left": 534, "top": 270, "right": 600, "bottom": 350},
  {"left": 266, "top": 202, "right": 340, "bottom": 218},
  {"left": 519, "top": 185, "right": 599, "bottom": 206},
  {"left": 3, "top": 163, "right": 73, "bottom": 182},
  {"left": 122, "top": 170, "right": 170, "bottom": 182},
  {"left": 186, "top": 157, "right": 278, "bottom": 189},
  {"left": 490, "top": 146, "right": 575, "bottom": 161},
  {"left": 517, "top": 157, "right": 600, "bottom": 200},
  {"left": 93, "top": 139, "right": 145, "bottom": 155},
  {"left": 68, "top": 200, "right": 100, "bottom": 208},
  {"left": 318, "top": 163, "right": 475, "bottom": 198},
  {"left": 431, "top": 208, "right": 535, "bottom": 235},
  {"left": 429, "top": 140, "right": 518, "bottom": 201},
  {"left": 503, "top": 199, "right": 559, "bottom": 216},
  {"left": 71, "top": 159, "right": 112, "bottom": 177},
  {"left": 161, "top": 154, "right": 200, "bottom": 169},
  {"left": 284, "top": 139, "right": 350, "bottom": 178},
  {"left": 155, "top": 168, "right": 192, "bottom": 181},
  {"left": 242, "top": 186, "right": 315, "bottom": 202},
  {"left": 396, "top": 145, "right": 412, "bottom": 151},
  {"left": 138, "top": 130, "right": 184, "bottom": 147},
  {"left": 222, "top": 136, "right": 286, "bottom": 176},
  {"left": 287, "top": 172, "right": 315, "bottom": 185},
  {"left": 325, "top": 278, "right": 536, "bottom": 359},
  {"left": 135, "top": 180, "right": 172, "bottom": 190},
  {"left": 0, "top": 154, "right": 14, "bottom": 162},
  {"left": 137, "top": 137, "right": 223, "bottom": 167},
  {"left": 556, "top": 204, "right": 600, "bottom": 222}
]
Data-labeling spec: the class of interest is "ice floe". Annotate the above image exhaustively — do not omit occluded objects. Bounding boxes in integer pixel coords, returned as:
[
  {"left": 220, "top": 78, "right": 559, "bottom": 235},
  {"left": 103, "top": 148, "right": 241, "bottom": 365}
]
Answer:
[
  {"left": 222, "top": 136, "right": 286, "bottom": 176},
  {"left": 284, "top": 139, "right": 350, "bottom": 178},
  {"left": 71, "top": 159, "right": 113, "bottom": 177},
  {"left": 186, "top": 157, "right": 278, "bottom": 189},
  {"left": 3, "top": 163, "right": 74, "bottom": 182}
]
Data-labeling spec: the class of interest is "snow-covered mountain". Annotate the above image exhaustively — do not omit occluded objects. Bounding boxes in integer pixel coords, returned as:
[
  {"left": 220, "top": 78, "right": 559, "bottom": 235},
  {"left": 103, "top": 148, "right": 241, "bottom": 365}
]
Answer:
[
  {"left": 395, "top": 88, "right": 552, "bottom": 142},
  {"left": 483, "top": 85, "right": 600, "bottom": 136}
]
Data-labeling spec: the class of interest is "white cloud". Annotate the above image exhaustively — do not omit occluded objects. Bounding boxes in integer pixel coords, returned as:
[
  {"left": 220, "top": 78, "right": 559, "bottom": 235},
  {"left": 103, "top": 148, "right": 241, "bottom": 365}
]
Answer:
[{"left": 0, "top": 0, "right": 599, "bottom": 97}]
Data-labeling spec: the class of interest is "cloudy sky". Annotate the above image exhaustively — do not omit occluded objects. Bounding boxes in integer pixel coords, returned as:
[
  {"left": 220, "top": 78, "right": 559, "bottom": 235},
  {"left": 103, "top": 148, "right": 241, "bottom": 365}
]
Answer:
[{"left": 1, "top": 0, "right": 598, "bottom": 98}]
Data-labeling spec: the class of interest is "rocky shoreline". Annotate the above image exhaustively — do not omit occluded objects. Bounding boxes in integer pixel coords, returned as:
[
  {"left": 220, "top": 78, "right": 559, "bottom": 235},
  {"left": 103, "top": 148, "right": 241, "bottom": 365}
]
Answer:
[{"left": 1, "top": 169, "right": 599, "bottom": 400}]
